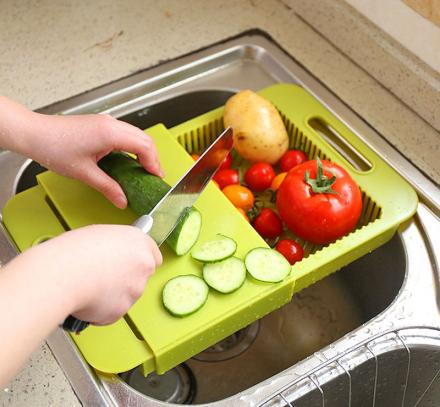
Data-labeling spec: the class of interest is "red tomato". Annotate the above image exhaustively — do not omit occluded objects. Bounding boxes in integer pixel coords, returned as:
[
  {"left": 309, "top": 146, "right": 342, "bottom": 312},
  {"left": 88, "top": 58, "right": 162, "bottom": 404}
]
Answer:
[
  {"left": 213, "top": 168, "right": 239, "bottom": 189},
  {"left": 276, "top": 239, "right": 304, "bottom": 265},
  {"left": 252, "top": 208, "right": 283, "bottom": 239},
  {"left": 276, "top": 158, "right": 362, "bottom": 244},
  {"left": 280, "top": 150, "right": 307, "bottom": 172},
  {"left": 222, "top": 185, "right": 254, "bottom": 211},
  {"left": 191, "top": 153, "right": 200, "bottom": 161},
  {"left": 219, "top": 152, "right": 233, "bottom": 170},
  {"left": 244, "top": 163, "right": 276, "bottom": 192},
  {"left": 209, "top": 149, "right": 233, "bottom": 170}
]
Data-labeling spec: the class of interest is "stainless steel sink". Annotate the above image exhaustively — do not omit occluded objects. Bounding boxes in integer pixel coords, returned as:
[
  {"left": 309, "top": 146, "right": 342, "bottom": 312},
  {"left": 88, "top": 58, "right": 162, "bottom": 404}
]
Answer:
[
  {"left": 0, "top": 32, "right": 439, "bottom": 406},
  {"left": 264, "top": 328, "right": 440, "bottom": 407}
]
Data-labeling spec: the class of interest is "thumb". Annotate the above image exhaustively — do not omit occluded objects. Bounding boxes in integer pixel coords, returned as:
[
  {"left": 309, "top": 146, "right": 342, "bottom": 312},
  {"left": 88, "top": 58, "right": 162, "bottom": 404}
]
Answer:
[{"left": 81, "top": 165, "right": 127, "bottom": 209}]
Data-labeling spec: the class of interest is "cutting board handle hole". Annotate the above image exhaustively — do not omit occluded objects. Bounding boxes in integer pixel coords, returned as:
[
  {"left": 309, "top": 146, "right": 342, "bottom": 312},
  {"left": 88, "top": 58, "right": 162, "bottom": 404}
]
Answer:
[{"left": 308, "top": 117, "right": 372, "bottom": 172}]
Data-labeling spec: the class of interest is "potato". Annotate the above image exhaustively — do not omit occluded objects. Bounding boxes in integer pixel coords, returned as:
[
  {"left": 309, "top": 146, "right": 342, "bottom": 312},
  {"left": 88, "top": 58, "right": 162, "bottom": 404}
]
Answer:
[{"left": 223, "top": 90, "right": 289, "bottom": 164}]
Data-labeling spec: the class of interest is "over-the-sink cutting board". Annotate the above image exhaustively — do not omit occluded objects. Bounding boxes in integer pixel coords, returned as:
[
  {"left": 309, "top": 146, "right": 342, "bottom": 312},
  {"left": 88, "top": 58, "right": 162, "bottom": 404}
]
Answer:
[
  {"left": 2, "top": 124, "right": 294, "bottom": 375},
  {"left": 2, "top": 83, "right": 419, "bottom": 375}
]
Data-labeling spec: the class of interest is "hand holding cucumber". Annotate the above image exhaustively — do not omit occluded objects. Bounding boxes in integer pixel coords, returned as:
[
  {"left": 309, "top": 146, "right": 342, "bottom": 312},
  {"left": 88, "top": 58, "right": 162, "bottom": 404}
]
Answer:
[{"left": 0, "top": 97, "right": 164, "bottom": 209}]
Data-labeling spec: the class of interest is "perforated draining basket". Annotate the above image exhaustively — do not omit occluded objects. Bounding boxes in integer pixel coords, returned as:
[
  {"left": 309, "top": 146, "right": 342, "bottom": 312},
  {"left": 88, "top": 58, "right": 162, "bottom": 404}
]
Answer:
[{"left": 170, "top": 83, "right": 417, "bottom": 293}]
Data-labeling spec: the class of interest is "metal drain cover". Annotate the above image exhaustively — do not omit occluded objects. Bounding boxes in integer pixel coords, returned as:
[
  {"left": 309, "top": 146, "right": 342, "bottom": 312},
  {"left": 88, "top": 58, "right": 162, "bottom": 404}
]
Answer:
[
  {"left": 192, "top": 321, "right": 260, "bottom": 362},
  {"left": 119, "top": 363, "right": 196, "bottom": 403}
]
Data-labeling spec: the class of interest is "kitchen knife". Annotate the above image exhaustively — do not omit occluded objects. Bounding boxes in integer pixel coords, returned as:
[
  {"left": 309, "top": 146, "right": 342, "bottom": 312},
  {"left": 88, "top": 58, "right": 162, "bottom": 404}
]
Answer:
[
  {"left": 133, "top": 127, "right": 233, "bottom": 243},
  {"left": 63, "top": 127, "right": 234, "bottom": 333}
]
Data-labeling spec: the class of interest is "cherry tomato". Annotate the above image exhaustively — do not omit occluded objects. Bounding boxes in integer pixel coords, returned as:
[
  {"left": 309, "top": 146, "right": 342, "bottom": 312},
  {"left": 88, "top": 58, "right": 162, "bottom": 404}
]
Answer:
[
  {"left": 270, "top": 172, "right": 288, "bottom": 191},
  {"left": 252, "top": 208, "right": 283, "bottom": 239},
  {"left": 276, "top": 158, "right": 362, "bottom": 244},
  {"left": 191, "top": 153, "right": 200, "bottom": 161},
  {"left": 244, "top": 163, "right": 276, "bottom": 192},
  {"left": 209, "top": 149, "right": 233, "bottom": 170},
  {"left": 219, "top": 151, "right": 233, "bottom": 170},
  {"left": 222, "top": 184, "right": 254, "bottom": 211},
  {"left": 237, "top": 208, "right": 250, "bottom": 222},
  {"left": 279, "top": 150, "right": 307, "bottom": 172},
  {"left": 276, "top": 239, "right": 304, "bottom": 265},
  {"left": 213, "top": 168, "right": 239, "bottom": 189},
  {"left": 211, "top": 180, "right": 220, "bottom": 188}
]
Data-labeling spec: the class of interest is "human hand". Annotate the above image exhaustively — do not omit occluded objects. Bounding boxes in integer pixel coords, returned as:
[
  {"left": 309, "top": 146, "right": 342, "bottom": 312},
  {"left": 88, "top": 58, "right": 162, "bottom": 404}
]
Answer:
[
  {"left": 26, "top": 113, "right": 164, "bottom": 209},
  {"left": 0, "top": 225, "right": 161, "bottom": 385},
  {"left": 0, "top": 97, "right": 163, "bottom": 209},
  {"left": 15, "top": 224, "right": 162, "bottom": 325}
]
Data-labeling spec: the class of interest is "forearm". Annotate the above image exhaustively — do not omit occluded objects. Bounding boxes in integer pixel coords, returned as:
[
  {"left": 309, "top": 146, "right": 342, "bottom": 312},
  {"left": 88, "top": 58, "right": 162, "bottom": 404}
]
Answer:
[
  {"left": 0, "top": 250, "right": 73, "bottom": 387},
  {"left": 0, "top": 96, "right": 41, "bottom": 155}
]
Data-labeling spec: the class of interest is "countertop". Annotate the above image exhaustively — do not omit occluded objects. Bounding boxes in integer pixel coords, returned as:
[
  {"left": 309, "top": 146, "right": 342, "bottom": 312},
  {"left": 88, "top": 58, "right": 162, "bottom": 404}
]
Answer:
[{"left": 0, "top": 0, "right": 439, "bottom": 405}]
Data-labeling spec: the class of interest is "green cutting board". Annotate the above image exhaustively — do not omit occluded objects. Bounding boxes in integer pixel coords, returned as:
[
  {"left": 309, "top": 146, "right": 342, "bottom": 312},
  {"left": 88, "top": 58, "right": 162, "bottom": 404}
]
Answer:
[{"left": 3, "top": 124, "right": 295, "bottom": 375}]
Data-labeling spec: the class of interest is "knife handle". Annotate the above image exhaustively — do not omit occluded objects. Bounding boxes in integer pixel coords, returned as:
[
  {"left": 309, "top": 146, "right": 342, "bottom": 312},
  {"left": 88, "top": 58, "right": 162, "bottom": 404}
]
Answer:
[
  {"left": 61, "top": 215, "right": 154, "bottom": 333},
  {"left": 62, "top": 316, "right": 89, "bottom": 333},
  {"left": 133, "top": 214, "right": 154, "bottom": 235}
]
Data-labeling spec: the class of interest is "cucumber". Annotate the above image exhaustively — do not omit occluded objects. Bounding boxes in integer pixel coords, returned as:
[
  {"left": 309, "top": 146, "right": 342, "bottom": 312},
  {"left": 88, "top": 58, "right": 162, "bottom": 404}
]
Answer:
[
  {"left": 203, "top": 257, "right": 246, "bottom": 293},
  {"left": 245, "top": 248, "right": 291, "bottom": 282},
  {"left": 99, "top": 152, "right": 202, "bottom": 255},
  {"left": 191, "top": 234, "right": 237, "bottom": 263},
  {"left": 162, "top": 275, "right": 209, "bottom": 316},
  {"left": 166, "top": 208, "right": 202, "bottom": 256}
]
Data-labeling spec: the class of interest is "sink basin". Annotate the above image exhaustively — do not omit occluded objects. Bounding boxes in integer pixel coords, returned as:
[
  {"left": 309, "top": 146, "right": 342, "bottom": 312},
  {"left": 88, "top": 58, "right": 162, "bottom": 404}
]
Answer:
[{"left": 0, "top": 31, "right": 439, "bottom": 406}]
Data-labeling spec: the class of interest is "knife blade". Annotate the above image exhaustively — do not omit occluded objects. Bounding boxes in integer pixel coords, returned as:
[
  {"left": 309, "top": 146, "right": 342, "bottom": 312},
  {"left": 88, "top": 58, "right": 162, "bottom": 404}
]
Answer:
[{"left": 133, "top": 127, "right": 234, "bottom": 244}]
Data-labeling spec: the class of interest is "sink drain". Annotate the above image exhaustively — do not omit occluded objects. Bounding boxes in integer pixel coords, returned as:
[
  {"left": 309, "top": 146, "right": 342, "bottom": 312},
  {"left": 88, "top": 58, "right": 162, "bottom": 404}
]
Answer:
[
  {"left": 119, "top": 363, "right": 196, "bottom": 404},
  {"left": 192, "top": 321, "right": 260, "bottom": 362}
]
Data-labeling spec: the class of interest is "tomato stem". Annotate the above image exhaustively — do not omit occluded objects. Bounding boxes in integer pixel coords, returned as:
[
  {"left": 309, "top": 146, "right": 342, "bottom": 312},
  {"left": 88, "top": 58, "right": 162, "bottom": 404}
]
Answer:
[{"left": 304, "top": 157, "right": 338, "bottom": 195}]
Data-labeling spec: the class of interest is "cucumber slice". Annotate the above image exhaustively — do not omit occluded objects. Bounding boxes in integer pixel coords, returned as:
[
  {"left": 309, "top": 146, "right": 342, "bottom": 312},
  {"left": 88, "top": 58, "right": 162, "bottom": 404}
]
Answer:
[
  {"left": 162, "top": 275, "right": 209, "bottom": 317},
  {"left": 191, "top": 234, "right": 237, "bottom": 263},
  {"left": 166, "top": 207, "right": 202, "bottom": 256},
  {"left": 245, "top": 248, "right": 291, "bottom": 283},
  {"left": 203, "top": 257, "right": 246, "bottom": 293}
]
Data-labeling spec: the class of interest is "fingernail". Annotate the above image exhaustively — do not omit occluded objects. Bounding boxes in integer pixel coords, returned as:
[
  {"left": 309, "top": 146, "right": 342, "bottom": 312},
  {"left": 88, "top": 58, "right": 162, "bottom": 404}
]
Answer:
[{"left": 115, "top": 194, "right": 127, "bottom": 209}]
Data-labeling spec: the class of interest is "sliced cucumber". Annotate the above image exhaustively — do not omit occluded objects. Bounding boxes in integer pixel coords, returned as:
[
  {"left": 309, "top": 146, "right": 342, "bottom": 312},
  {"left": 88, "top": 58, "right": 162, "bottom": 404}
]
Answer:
[
  {"left": 245, "top": 248, "right": 291, "bottom": 283},
  {"left": 162, "top": 275, "right": 209, "bottom": 317},
  {"left": 191, "top": 234, "right": 237, "bottom": 263},
  {"left": 203, "top": 257, "right": 246, "bottom": 293},
  {"left": 166, "top": 207, "right": 202, "bottom": 256}
]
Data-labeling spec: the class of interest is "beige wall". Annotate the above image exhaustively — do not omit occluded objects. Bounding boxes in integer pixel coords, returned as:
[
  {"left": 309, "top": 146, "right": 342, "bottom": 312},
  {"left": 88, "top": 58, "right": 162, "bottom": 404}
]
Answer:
[{"left": 403, "top": 0, "right": 440, "bottom": 26}]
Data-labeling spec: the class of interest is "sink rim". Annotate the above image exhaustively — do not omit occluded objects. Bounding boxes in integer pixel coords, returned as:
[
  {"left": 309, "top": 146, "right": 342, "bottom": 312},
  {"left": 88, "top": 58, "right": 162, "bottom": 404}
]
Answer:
[{"left": 264, "top": 326, "right": 440, "bottom": 406}]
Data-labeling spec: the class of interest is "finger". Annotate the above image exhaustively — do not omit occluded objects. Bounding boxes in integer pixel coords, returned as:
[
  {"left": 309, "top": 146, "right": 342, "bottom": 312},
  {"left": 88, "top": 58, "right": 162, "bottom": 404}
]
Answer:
[
  {"left": 113, "top": 124, "right": 164, "bottom": 177},
  {"left": 132, "top": 134, "right": 164, "bottom": 177},
  {"left": 145, "top": 235, "right": 163, "bottom": 267},
  {"left": 81, "top": 165, "right": 127, "bottom": 209},
  {"left": 138, "top": 143, "right": 165, "bottom": 178}
]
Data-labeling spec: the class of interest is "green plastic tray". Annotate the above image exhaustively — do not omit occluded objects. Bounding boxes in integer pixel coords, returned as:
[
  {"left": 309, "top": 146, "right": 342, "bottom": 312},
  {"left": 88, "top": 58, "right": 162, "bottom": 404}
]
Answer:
[{"left": 1, "top": 84, "right": 418, "bottom": 376}]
